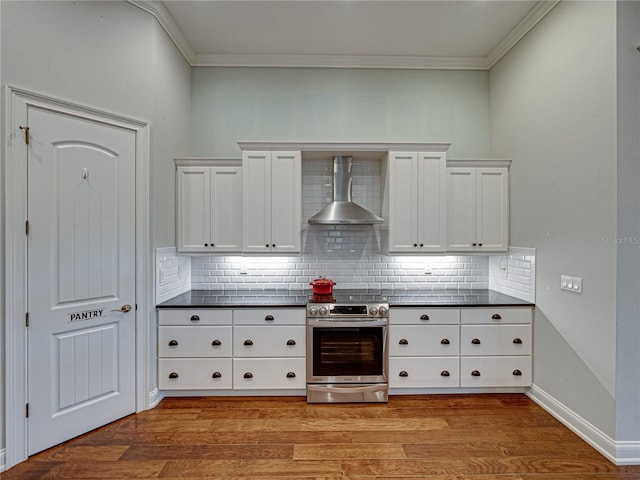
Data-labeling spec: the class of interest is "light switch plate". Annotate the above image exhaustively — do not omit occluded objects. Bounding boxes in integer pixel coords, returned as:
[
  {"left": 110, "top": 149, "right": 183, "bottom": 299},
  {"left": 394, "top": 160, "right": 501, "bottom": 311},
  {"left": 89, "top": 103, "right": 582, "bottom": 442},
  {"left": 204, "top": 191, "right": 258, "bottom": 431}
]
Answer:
[{"left": 561, "top": 274, "right": 583, "bottom": 293}]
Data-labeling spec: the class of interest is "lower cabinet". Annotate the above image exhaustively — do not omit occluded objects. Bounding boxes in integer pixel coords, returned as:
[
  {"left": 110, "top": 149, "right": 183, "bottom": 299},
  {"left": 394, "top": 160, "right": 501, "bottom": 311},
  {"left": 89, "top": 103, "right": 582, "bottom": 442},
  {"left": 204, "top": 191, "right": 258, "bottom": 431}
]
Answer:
[
  {"left": 389, "top": 357, "right": 460, "bottom": 388},
  {"left": 233, "top": 358, "right": 306, "bottom": 389},
  {"left": 159, "top": 358, "right": 233, "bottom": 390}
]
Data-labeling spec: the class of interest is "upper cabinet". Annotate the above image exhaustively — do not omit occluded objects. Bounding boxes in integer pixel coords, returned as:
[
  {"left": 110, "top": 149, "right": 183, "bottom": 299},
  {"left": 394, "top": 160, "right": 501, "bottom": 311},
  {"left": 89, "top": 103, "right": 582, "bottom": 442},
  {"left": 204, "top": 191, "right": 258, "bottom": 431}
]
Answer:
[
  {"left": 383, "top": 151, "right": 447, "bottom": 254},
  {"left": 446, "top": 163, "right": 509, "bottom": 253},
  {"left": 242, "top": 151, "right": 302, "bottom": 254},
  {"left": 176, "top": 159, "right": 242, "bottom": 253}
]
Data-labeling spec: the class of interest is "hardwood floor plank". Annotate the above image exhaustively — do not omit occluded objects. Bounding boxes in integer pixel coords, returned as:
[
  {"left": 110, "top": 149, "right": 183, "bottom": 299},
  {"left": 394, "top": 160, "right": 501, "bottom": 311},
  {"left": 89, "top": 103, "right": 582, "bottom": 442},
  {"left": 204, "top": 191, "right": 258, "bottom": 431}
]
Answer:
[
  {"left": 158, "top": 459, "right": 344, "bottom": 477},
  {"left": 35, "top": 445, "right": 129, "bottom": 462},
  {"left": 341, "top": 458, "right": 469, "bottom": 476},
  {"left": 111, "top": 431, "right": 261, "bottom": 445},
  {"left": 257, "top": 431, "right": 353, "bottom": 444},
  {"left": 293, "top": 443, "right": 406, "bottom": 460},
  {"left": 41, "top": 460, "right": 166, "bottom": 479},
  {"left": 120, "top": 444, "right": 293, "bottom": 460}
]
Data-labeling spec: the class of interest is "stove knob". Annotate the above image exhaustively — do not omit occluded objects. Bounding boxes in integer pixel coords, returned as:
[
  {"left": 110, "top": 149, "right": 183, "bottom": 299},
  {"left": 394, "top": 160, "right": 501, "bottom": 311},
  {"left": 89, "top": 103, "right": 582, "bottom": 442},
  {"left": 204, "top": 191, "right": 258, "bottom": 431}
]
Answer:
[
  {"left": 378, "top": 305, "right": 388, "bottom": 316},
  {"left": 318, "top": 306, "right": 328, "bottom": 316},
  {"left": 308, "top": 305, "right": 318, "bottom": 316},
  {"left": 369, "top": 306, "right": 378, "bottom": 316}
]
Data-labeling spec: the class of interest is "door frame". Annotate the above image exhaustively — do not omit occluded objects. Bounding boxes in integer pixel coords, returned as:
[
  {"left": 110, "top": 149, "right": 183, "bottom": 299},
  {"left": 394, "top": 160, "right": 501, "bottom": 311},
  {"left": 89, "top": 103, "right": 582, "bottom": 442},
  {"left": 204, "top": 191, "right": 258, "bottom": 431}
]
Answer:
[{"left": 3, "top": 86, "right": 151, "bottom": 469}]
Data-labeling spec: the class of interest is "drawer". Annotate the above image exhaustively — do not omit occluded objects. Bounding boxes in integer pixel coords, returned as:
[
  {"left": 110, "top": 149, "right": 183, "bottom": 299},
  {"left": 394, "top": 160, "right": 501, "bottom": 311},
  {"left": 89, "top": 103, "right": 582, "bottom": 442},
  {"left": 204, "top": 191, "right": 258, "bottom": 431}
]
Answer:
[
  {"left": 159, "top": 326, "right": 232, "bottom": 357},
  {"left": 233, "top": 308, "right": 305, "bottom": 326},
  {"left": 158, "top": 309, "right": 232, "bottom": 326},
  {"left": 233, "top": 358, "right": 306, "bottom": 389},
  {"left": 233, "top": 326, "right": 305, "bottom": 357},
  {"left": 460, "top": 356, "right": 531, "bottom": 387},
  {"left": 389, "top": 325, "right": 459, "bottom": 356},
  {"left": 158, "top": 358, "right": 232, "bottom": 390},
  {"left": 461, "top": 325, "right": 532, "bottom": 356},
  {"left": 390, "top": 307, "right": 459, "bottom": 325},
  {"left": 460, "top": 307, "right": 532, "bottom": 325},
  {"left": 389, "top": 357, "right": 460, "bottom": 388}
]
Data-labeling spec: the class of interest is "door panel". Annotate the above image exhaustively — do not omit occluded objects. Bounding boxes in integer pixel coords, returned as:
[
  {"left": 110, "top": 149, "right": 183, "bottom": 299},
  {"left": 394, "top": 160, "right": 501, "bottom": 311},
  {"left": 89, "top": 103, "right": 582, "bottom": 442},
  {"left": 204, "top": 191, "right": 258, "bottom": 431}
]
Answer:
[{"left": 27, "top": 106, "right": 136, "bottom": 455}]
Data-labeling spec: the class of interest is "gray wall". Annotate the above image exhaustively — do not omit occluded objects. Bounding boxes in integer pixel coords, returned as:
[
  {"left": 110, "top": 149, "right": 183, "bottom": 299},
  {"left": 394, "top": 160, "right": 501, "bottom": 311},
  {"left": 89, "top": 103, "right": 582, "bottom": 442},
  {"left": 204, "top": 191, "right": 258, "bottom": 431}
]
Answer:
[
  {"left": 0, "top": 0, "right": 191, "bottom": 460},
  {"left": 490, "top": 1, "right": 617, "bottom": 436},
  {"left": 191, "top": 67, "right": 490, "bottom": 158}
]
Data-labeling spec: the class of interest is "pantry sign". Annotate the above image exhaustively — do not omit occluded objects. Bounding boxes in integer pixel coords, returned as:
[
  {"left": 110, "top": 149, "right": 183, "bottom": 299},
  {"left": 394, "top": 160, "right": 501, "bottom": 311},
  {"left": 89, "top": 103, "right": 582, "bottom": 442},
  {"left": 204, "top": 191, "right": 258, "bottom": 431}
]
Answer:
[{"left": 68, "top": 309, "right": 105, "bottom": 322}]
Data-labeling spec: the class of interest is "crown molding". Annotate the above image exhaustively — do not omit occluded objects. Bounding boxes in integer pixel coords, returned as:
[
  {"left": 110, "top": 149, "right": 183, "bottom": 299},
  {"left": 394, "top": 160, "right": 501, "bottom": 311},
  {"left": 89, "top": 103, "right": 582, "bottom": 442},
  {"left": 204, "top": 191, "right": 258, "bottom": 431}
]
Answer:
[
  {"left": 237, "top": 141, "right": 452, "bottom": 153},
  {"left": 129, "top": 0, "right": 558, "bottom": 70}
]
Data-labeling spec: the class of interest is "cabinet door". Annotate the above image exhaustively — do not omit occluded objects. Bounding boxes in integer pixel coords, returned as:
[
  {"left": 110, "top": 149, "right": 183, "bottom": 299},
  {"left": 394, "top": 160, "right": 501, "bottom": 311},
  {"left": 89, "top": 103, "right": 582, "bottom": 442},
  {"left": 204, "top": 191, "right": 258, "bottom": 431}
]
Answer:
[
  {"left": 387, "top": 152, "right": 419, "bottom": 253},
  {"left": 242, "top": 151, "right": 272, "bottom": 253},
  {"left": 476, "top": 168, "right": 509, "bottom": 252},
  {"left": 176, "top": 166, "right": 211, "bottom": 253},
  {"left": 210, "top": 167, "right": 242, "bottom": 252},
  {"left": 446, "top": 168, "right": 476, "bottom": 251},
  {"left": 270, "top": 151, "right": 301, "bottom": 253},
  {"left": 417, "top": 152, "right": 446, "bottom": 252}
]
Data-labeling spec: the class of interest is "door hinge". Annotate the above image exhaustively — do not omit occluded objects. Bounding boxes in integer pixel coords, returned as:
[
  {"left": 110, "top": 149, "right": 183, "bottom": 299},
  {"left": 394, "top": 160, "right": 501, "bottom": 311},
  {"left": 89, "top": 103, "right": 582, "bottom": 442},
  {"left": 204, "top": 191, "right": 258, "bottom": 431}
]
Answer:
[
  {"left": 26, "top": 312, "right": 29, "bottom": 327},
  {"left": 26, "top": 220, "right": 29, "bottom": 236},
  {"left": 19, "top": 125, "right": 30, "bottom": 145},
  {"left": 26, "top": 403, "right": 29, "bottom": 418}
]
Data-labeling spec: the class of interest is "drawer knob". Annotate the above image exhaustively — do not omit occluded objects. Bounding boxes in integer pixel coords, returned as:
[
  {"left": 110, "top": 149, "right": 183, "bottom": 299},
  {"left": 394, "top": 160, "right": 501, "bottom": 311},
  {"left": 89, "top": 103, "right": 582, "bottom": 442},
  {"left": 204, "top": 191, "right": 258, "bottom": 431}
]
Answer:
[
  {"left": 399, "top": 371, "right": 409, "bottom": 377},
  {"left": 265, "top": 315, "right": 275, "bottom": 322},
  {"left": 419, "top": 314, "right": 430, "bottom": 321},
  {"left": 244, "top": 339, "right": 254, "bottom": 346},
  {"left": 440, "top": 370, "right": 450, "bottom": 377},
  {"left": 471, "top": 338, "right": 481, "bottom": 345},
  {"left": 286, "top": 372, "right": 296, "bottom": 378},
  {"left": 471, "top": 370, "right": 481, "bottom": 377},
  {"left": 190, "top": 315, "right": 200, "bottom": 322},
  {"left": 168, "top": 372, "right": 179, "bottom": 379},
  {"left": 212, "top": 339, "right": 222, "bottom": 346},
  {"left": 168, "top": 340, "right": 178, "bottom": 346},
  {"left": 212, "top": 372, "right": 222, "bottom": 379},
  {"left": 491, "top": 314, "right": 502, "bottom": 320},
  {"left": 513, "top": 369, "right": 523, "bottom": 376},
  {"left": 440, "top": 338, "right": 450, "bottom": 345},
  {"left": 286, "top": 339, "right": 296, "bottom": 346},
  {"left": 513, "top": 338, "right": 523, "bottom": 344},
  {"left": 399, "top": 339, "right": 409, "bottom": 345},
  {"left": 244, "top": 372, "right": 253, "bottom": 379}
]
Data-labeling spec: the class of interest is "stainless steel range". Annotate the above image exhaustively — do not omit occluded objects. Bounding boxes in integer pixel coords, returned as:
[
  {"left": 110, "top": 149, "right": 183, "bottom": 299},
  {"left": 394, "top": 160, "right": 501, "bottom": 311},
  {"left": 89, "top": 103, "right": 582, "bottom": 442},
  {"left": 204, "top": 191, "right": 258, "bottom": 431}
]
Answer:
[{"left": 306, "top": 295, "right": 389, "bottom": 403}]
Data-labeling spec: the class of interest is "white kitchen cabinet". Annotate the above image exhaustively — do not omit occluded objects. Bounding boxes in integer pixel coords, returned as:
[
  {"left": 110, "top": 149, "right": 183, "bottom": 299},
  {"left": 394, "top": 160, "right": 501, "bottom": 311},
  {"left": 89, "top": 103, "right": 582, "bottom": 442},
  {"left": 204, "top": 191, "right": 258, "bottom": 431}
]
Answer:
[
  {"left": 460, "top": 307, "right": 532, "bottom": 388},
  {"left": 176, "top": 159, "right": 242, "bottom": 253},
  {"left": 389, "top": 357, "right": 460, "bottom": 388},
  {"left": 384, "top": 151, "right": 447, "bottom": 253},
  {"left": 158, "top": 309, "right": 233, "bottom": 390},
  {"left": 242, "top": 151, "right": 301, "bottom": 253},
  {"left": 446, "top": 166, "right": 509, "bottom": 252}
]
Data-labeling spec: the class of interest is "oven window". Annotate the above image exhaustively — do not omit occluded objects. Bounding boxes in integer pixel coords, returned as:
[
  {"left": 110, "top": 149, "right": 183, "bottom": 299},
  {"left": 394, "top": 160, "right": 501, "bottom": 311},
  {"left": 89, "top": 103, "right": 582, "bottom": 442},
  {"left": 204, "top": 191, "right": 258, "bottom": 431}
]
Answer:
[{"left": 312, "top": 327, "right": 384, "bottom": 376}]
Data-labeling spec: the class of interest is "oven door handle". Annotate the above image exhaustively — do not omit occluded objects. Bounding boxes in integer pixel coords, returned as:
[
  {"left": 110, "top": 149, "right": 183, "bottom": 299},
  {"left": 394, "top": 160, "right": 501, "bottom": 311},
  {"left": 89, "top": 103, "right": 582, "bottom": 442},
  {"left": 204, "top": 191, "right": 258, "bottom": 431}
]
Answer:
[
  {"left": 307, "top": 319, "right": 388, "bottom": 328},
  {"left": 307, "top": 384, "right": 387, "bottom": 393}
]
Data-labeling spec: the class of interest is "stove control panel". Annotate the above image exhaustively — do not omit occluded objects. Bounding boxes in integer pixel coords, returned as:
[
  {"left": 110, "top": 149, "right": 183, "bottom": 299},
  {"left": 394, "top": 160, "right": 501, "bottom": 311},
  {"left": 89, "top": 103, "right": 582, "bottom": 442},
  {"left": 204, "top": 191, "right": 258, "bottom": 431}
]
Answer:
[{"left": 306, "top": 303, "right": 389, "bottom": 318}]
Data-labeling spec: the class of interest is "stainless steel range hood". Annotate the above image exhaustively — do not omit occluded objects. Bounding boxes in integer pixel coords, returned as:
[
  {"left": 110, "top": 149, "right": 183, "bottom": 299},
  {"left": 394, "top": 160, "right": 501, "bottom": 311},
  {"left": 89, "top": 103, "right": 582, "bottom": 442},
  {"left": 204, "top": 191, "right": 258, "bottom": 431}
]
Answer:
[{"left": 308, "top": 156, "right": 383, "bottom": 225}]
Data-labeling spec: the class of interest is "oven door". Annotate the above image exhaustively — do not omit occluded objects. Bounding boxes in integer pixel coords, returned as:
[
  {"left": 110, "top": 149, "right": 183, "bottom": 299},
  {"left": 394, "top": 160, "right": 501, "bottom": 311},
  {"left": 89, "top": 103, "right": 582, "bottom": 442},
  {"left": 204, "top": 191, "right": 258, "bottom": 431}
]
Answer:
[{"left": 306, "top": 318, "right": 388, "bottom": 384}]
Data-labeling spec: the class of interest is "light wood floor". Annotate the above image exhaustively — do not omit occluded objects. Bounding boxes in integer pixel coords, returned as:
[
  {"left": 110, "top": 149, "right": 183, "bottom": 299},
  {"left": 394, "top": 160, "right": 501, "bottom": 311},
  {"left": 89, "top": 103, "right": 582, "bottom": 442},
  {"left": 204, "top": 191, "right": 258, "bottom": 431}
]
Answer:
[{"left": 4, "top": 394, "right": 640, "bottom": 479}]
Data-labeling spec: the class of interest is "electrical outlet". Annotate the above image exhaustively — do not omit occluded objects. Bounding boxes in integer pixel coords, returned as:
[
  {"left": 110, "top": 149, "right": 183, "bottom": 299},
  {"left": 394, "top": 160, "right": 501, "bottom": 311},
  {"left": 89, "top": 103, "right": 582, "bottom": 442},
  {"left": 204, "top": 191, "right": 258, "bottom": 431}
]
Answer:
[
  {"left": 424, "top": 264, "right": 432, "bottom": 275},
  {"left": 561, "top": 274, "right": 583, "bottom": 294}
]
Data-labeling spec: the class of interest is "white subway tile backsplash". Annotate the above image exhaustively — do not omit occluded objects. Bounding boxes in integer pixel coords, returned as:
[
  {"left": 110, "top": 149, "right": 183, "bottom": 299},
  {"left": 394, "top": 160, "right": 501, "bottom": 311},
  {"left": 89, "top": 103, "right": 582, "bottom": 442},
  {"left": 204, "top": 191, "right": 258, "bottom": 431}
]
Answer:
[
  {"left": 156, "top": 247, "right": 191, "bottom": 303},
  {"left": 489, "top": 246, "right": 536, "bottom": 302}
]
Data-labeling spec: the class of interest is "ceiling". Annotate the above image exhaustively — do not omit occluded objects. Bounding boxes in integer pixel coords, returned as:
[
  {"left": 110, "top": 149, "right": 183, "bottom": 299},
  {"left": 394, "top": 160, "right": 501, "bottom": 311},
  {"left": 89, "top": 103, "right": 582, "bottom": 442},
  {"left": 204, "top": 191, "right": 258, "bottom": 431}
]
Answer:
[{"left": 132, "top": 1, "right": 559, "bottom": 69}]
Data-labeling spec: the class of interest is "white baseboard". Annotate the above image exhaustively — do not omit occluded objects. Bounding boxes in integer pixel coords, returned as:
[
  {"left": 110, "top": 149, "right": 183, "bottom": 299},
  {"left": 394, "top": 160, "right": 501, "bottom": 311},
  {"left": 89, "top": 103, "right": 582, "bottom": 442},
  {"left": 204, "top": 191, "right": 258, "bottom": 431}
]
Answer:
[
  {"left": 527, "top": 384, "right": 640, "bottom": 465},
  {"left": 148, "top": 387, "right": 164, "bottom": 409},
  {"left": 0, "top": 448, "right": 6, "bottom": 473}
]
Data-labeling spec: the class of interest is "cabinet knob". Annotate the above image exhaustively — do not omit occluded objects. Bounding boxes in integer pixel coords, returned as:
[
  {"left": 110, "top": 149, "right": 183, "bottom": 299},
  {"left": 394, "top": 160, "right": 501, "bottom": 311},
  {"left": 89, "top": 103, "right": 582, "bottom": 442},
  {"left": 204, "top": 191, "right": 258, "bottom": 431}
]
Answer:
[
  {"left": 491, "top": 314, "right": 502, "bottom": 320},
  {"left": 190, "top": 315, "right": 200, "bottom": 322},
  {"left": 478, "top": 243, "right": 483, "bottom": 247},
  {"left": 419, "top": 314, "right": 430, "bottom": 321},
  {"left": 266, "top": 244, "right": 269, "bottom": 248},
  {"left": 168, "top": 340, "right": 178, "bottom": 346},
  {"left": 471, "top": 338, "right": 481, "bottom": 345},
  {"left": 471, "top": 370, "right": 481, "bottom": 377},
  {"left": 286, "top": 372, "right": 296, "bottom": 378},
  {"left": 168, "top": 372, "right": 179, "bottom": 379},
  {"left": 440, "top": 338, "right": 450, "bottom": 345},
  {"left": 440, "top": 370, "right": 450, "bottom": 377},
  {"left": 204, "top": 243, "right": 208, "bottom": 247},
  {"left": 472, "top": 243, "right": 477, "bottom": 246},
  {"left": 244, "top": 339, "right": 254, "bottom": 346},
  {"left": 513, "top": 369, "right": 523, "bottom": 376},
  {"left": 513, "top": 338, "right": 523, "bottom": 344},
  {"left": 212, "top": 372, "right": 222, "bottom": 379},
  {"left": 265, "top": 315, "right": 275, "bottom": 322},
  {"left": 286, "top": 339, "right": 296, "bottom": 346},
  {"left": 399, "top": 371, "right": 409, "bottom": 377},
  {"left": 243, "top": 372, "right": 253, "bottom": 379},
  {"left": 211, "top": 339, "right": 222, "bottom": 346},
  {"left": 272, "top": 244, "right": 276, "bottom": 247},
  {"left": 413, "top": 243, "right": 418, "bottom": 247},
  {"left": 420, "top": 243, "right": 424, "bottom": 247},
  {"left": 399, "top": 339, "right": 409, "bottom": 345}
]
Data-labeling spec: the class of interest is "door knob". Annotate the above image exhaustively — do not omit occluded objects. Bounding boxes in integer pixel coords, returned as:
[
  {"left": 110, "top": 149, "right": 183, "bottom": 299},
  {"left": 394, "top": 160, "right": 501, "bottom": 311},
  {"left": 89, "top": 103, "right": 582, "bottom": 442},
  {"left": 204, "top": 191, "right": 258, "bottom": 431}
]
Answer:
[{"left": 112, "top": 304, "right": 132, "bottom": 313}]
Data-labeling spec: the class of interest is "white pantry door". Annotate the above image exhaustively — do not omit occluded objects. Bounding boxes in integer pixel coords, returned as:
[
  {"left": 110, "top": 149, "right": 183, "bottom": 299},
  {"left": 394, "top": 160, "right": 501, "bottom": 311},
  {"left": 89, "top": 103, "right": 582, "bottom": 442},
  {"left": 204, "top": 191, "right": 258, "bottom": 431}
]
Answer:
[{"left": 27, "top": 106, "right": 136, "bottom": 455}]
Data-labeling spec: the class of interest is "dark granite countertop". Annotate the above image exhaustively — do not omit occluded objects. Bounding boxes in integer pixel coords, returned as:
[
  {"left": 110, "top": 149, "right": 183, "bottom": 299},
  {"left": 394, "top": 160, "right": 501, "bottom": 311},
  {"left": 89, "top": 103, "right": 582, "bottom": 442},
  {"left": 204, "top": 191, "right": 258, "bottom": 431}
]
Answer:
[{"left": 157, "top": 289, "right": 533, "bottom": 308}]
